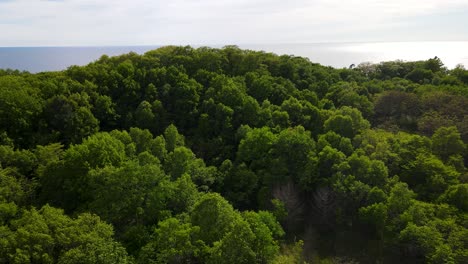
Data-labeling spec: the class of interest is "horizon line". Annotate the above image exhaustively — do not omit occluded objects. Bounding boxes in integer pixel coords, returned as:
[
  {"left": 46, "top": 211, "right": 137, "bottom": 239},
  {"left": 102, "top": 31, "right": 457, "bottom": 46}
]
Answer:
[{"left": 2, "top": 40, "right": 468, "bottom": 48}]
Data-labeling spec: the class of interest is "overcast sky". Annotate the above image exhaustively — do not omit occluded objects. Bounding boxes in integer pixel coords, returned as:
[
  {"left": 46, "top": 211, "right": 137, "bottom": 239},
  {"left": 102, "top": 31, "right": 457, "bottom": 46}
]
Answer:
[{"left": 1, "top": 0, "right": 468, "bottom": 46}]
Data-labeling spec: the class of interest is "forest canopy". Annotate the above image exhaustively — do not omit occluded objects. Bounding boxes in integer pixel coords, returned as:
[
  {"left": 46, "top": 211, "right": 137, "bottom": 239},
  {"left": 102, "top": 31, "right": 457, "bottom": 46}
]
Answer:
[{"left": 0, "top": 46, "right": 467, "bottom": 263}]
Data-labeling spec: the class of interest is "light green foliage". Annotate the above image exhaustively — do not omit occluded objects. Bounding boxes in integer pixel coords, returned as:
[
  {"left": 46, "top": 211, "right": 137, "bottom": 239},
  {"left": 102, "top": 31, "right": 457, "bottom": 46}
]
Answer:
[
  {"left": 399, "top": 223, "right": 444, "bottom": 261},
  {"left": 324, "top": 114, "right": 354, "bottom": 138},
  {"left": 87, "top": 160, "right": 169, "bottom": 227},
  {"left": 358, "top": 202, "right": 387, "bottom": 235},
  {"left": 138, "top": 192, "right": 284, "bottom": 264},
  {"left": 256, "top": 210, "right": 286, "bottom": 239},
  {"left": 439, "top": 184, "right": 468, "bottom": 212},
  {"left": 271, "top": 199, "right": 288, "bottom": 222},
  {"left": 400, "top": 201, "right": 438, "bottom": 226},
  {"left": 190, "top": 193, "right": 240, "bottom": 246},
  {"left": 163, "top": 124, "right": 185, "bottom": 152},
  {"left": 134, "top": 101, "right": 156, "bottom": 130},
  {"left": 0, "top": 145, "right": 37, "bottom": 176},
  {"left": 325, "top": 82, "right": 373, "bottom": 117},
  {"left": 0, "top": 169, "right": 26, "bottom": 223},
  {"left": 387, "top": 182, "right": 416, "bottom": 217},
  {"left": 0, "top": 169, "right": 24, "bottom": 203},
  {"left": 317, "top": 131, "right": 353, "bottom": 156},
  {"left": 392, "top": 132, "right": 432, "bottom": 166},
  {"left": 269, "top": 126, "right": 316, "bottom": 184},
  {"left": 281, "top": 97, "right": 304, "bottom": 125},
  {"left": 138, "top": 218, "right": 201, "bottom": 264},
  {"left": 345, "top": 153, "right": 389, "bottom": 187},
  {"left": 108, "top": 130, "right": 135, "bottom": 156},
  {"left": 431, "top": 126, "right": 465, "bottom": 161},
  {"left": 337, "top": 106, "right": 371, "bottom": 134},
  {"left": 399, "top": 223, "right": 459, "bottom": 263},
  {"left": 39, "top": 132, "right": 127, "bottom": 211},
  {"left": 318, "top": 146, "right": 347, "bottom": 179},
  {"left": 428, "top": 244, "right": 456, "bottom": 264},
  {"left": 166, "top": 174, "right": 200, "bottom": 214},
  {"left": 366, "top": 187, "right": 387, "bottom": 205},
  {"left": 165, "top": 147, "right": 195, "bottom": 179},
  {"left": 165, "top": 146, "right": 217, "bottom": 190},
  {"left": 247, "top": 73, "right": 276, "bottom": 102},
  {"left": 401, "top": 154, "right": 459, "bottom": 200},
  {"left": 207, "top": 220, "right": 256, "bottom": 264},
  {"left": 34, "top": 143, "right": 64, "bottom": 178},
  {"left": 272, "top": 240, "right": 306, "bottom": 264},
  {"left": 237, "top": 127, "right": 277, "bottom": 170},
  {"left": 242, "top": 211, "right": 282, "bottom": 262},
  {"left": 150, "top": 135, "right": 168, "bottom": 162},
  {"left": 1, "top": 205, "right": 131, "bottom": 264},
  {"left": 446, "top": 225, "right": 468, "bottom": 263},
  {"left": 129, "top": 127, "right": 154, "bottom": 154},
  {"left": 64, "top": 132, "right": 127, "bottom": 169}
]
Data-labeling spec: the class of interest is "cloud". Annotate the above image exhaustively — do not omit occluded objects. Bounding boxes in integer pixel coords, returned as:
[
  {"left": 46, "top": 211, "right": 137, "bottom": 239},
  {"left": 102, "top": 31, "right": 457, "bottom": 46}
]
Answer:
[{"left": 0, "top": 0, "right": 467, "bottom": 46}]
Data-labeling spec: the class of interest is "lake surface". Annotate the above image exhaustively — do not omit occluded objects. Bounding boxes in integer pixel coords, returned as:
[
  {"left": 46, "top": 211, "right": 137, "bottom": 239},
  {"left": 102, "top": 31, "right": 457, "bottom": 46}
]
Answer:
[{"left": 1, "top": 42, "right": 468, "bottom": 73}]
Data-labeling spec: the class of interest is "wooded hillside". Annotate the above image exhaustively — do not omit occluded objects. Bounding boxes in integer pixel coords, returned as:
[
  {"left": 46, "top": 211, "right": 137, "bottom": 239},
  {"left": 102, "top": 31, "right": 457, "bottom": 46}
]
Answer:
[{"left": 1, "top": 46, "right": 467, "bottom": 263}]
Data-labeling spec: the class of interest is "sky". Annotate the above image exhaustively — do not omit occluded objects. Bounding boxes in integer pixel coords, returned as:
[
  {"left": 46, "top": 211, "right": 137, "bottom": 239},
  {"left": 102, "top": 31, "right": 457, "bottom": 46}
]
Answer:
[{"left": 1, "top": 0, "right": 468, "bottom": 46}]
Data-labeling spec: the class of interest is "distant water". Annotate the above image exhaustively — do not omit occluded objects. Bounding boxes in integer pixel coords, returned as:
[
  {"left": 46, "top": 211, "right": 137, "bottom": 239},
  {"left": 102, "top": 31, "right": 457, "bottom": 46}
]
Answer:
[
  {"left": 242, "top": 42, "right": 468, "bottom": 70},
  {"left": 1, "top": 42, "right": 468, "bottom": 73},
  {"left": 0, "top": 46, "right": 161, "bottom": 73}
]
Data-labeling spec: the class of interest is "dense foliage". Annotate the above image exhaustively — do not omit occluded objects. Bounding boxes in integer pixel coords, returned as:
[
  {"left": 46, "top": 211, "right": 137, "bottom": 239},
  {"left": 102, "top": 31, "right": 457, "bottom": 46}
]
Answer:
[{"left": 1, "top": 46, "right": 467, "bottom": 263}]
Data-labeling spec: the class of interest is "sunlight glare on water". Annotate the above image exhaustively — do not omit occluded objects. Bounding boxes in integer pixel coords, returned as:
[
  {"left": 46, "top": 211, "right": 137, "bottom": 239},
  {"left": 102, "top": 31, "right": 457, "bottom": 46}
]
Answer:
[
  {"left": 329, "top": 41, "right": 468, "bottom": 68},
  {"left": 244, "top": 41, "right": 468, "bottom": 69}
]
